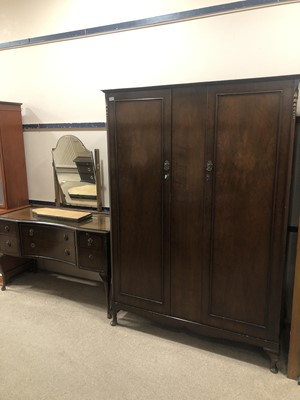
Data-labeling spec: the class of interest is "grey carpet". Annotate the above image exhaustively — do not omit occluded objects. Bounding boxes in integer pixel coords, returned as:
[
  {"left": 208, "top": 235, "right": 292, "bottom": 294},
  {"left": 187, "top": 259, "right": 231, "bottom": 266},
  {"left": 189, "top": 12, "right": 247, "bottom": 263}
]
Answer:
[{"left": 0, "top": 270, "right": 298, "bottom": 400}]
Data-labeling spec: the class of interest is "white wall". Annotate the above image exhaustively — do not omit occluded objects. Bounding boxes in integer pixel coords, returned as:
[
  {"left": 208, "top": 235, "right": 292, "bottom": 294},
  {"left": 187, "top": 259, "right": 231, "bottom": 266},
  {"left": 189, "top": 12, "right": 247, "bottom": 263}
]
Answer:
[
  {"left": 0, "top": 0, "right": 241, "bottom": 41},
  {"left": 0, "top": 1, "right": 299, "bottom": 206}
]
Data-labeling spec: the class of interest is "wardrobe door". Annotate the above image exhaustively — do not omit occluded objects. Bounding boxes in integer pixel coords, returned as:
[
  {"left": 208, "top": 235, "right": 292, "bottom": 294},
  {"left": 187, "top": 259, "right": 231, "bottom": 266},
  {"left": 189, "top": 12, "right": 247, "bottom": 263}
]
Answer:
[
  {"left": 107, "top": 89, "right": 172, "bottom": 314},
  {"left": 171, "top": 86, "right": 207, "bottom": 322},
  {"left": 202, "top": 79, "right": 297, "bottom": 341}
]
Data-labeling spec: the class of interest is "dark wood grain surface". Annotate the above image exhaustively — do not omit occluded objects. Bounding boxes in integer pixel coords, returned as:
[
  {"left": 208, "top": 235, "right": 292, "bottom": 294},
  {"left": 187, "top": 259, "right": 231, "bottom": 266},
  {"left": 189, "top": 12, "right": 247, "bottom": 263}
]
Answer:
[{"left": 106, "top": 77, "right": 298, "bottom": 363}]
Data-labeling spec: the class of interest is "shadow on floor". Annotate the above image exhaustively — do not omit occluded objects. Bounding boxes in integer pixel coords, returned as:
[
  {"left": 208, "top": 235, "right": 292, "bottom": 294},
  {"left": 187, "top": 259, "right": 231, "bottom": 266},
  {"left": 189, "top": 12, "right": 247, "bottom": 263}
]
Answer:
[{"left": 5, "top": 269, "right": 290, "bottom": 376}]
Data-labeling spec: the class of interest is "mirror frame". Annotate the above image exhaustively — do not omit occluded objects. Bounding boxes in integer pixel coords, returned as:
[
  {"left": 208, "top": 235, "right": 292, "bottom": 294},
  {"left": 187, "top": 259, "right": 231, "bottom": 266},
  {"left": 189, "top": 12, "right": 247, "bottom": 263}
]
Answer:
[{"left": 52, "top": 135, "right": 102, "bottom": 211}]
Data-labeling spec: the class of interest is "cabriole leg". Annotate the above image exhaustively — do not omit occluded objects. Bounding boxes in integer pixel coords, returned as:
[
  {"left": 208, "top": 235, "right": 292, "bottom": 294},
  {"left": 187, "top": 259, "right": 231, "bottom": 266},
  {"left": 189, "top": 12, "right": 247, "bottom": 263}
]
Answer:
[
  {"left": 99, "top": 270, "right": 112, "bottom": 319},
  {"left": 111, "top": 310, "right": 118, "bottom": 326},
  {"left": 263, "top": 348, "right": 279, "bottom": 373}
]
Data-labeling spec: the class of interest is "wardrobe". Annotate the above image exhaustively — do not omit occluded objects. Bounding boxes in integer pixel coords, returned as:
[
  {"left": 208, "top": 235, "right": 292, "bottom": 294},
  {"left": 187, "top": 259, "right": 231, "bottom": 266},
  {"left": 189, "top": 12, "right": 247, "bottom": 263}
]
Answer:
[{"left": 104, "top": 76, "right": 299, "bottom": 371}]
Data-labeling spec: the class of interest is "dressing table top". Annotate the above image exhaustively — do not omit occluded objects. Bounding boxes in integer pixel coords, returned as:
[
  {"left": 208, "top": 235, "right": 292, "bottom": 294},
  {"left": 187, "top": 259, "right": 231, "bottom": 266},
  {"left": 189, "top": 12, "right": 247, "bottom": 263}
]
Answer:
[{"left": 0, "top": 206, "right": 110, "bottom": 233}]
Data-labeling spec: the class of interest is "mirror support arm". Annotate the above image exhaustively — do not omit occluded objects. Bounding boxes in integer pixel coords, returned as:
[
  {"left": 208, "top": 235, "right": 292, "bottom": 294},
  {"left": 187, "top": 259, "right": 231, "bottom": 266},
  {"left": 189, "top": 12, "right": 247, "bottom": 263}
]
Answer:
[
  {"left": 95, "top": 149, "right": 102, "bottom": 212},
  {"left": 53, "top": 161, "right": 61, "bottom": 207},
  {"left": 53, "top": 160, "right": 67, "bottom": 208}
]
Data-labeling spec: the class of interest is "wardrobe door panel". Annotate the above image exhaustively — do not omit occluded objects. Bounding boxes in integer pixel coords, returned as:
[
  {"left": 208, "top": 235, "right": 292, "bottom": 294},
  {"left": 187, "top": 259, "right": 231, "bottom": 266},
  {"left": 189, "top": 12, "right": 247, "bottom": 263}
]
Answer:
[
  {"left": 107, "top": 90, "right": 171, "bottom": 313},
  {"left": 171, "top": 86, "right": 207, "bottom": 321},
  {"left": 203, "top": 80, "right": 297, "bottom": 340}
]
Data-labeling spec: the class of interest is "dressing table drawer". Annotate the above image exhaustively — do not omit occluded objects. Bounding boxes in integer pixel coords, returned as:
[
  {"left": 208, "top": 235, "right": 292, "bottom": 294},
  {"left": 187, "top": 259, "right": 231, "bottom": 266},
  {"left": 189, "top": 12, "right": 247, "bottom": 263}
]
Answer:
[
  {"left": 0, "top": 221, "right": 18, "bottom": 236},
  {"left": 20, "top": 223, "right": 76, "bottom": 264},
  {"left": 77, "top": 231, "right": 108, "bottom": 272},
  {"left": 0, "top": 235, "right": 21, "bottom": 256},
  {"left": 0, "top": 220, "right": 21, "bottom": 256},
  {"left": 78, "top": 231, "right": 105, "bottom": 249}
]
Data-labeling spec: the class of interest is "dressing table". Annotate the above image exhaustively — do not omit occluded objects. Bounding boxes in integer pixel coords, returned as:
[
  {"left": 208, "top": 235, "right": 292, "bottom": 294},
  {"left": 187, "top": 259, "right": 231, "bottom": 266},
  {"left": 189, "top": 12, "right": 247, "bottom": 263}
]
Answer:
[
  {"left": 0, "top": 206, "right": 111, "bottom": 317},
  {"left": 0, "top": 134, "right": 111, "bottom": 316}
]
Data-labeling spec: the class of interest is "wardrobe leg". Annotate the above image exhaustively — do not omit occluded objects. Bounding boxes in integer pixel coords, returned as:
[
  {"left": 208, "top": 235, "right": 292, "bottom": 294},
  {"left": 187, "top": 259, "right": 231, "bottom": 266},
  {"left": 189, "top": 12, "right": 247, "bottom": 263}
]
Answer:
[{"left": 263, "top": 348, "right": 279, "bottom": 373}]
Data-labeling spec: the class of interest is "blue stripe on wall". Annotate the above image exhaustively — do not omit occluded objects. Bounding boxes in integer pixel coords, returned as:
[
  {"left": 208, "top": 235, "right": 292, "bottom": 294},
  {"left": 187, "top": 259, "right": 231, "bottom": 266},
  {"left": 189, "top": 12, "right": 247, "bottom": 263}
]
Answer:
[
  {"left": 0, "top": 0, "right": 296, "bottom": 51},
  {"left": 23, "top": 122, "right": 106, "bottom": 130}
]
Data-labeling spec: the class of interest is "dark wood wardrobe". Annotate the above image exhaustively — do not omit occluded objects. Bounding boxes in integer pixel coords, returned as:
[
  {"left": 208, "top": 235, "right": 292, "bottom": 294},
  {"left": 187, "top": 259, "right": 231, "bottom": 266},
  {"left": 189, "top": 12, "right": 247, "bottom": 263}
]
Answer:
[{"left": 104, "top": 76, "right": 299, "bottom": 371}]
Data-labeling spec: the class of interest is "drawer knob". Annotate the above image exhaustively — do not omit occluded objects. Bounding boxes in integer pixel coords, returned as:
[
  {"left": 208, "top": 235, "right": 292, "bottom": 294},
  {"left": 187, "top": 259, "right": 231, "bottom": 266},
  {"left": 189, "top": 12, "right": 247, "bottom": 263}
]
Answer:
[
  {"left": 30, "top": 242, "right": 36, "bottom": 248},
  {"left": 29, "top": 228, "right": 34, "bottom": 237},
  {"left": 5, "top": 240, "right": 11, "bottom": 247},
  {"left": 87, "top": 237, "right": 93, "bottom": 246},
  {"left": 64, "top": 234, "right": 69, "bottom": 241},
  {"left": 64, "top": 249, "right": 71, "bottom": 256},
  {"left": 4, "top": 225, "right": 10, "bottom": 233}
]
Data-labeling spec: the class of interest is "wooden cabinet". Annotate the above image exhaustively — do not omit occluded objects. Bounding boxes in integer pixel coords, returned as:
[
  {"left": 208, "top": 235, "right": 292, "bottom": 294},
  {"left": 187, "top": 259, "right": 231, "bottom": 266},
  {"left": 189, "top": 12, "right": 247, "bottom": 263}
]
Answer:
[
  {"left": 0, "top": 102, "right": 29, "bottom": 288},
  {"left": 288, "top": 217, "right": 300, "bottom": 380},
  {"left": 105, "top": 76, "right": 299, "bottom": 371},
  {"left": 0, "top": 102, "right": 28, "bottom": 213}
]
